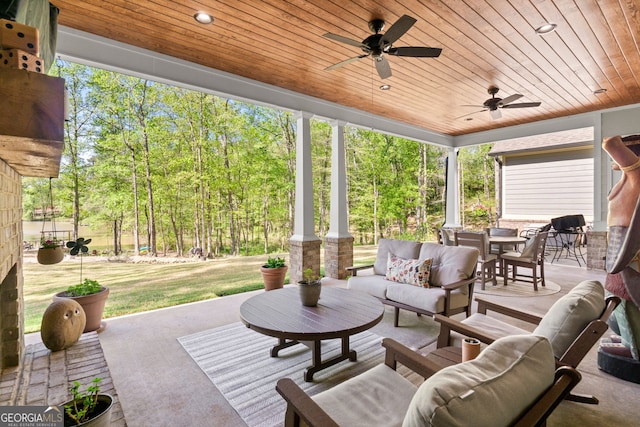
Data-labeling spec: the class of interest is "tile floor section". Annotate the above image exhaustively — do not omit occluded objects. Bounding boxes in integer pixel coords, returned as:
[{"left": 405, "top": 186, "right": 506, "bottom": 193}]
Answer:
[{"left": 0, "top": 332, "right": 126, "bottom": 426}]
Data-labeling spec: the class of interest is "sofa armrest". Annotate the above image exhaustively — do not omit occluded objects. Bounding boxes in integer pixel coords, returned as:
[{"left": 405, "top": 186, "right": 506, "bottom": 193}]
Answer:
[
  {"left": 475, "top": 296, "right": 543, "bottom": 325},
  {"left": 433, "top": 314, "right": 500, "bottom": 348},
  {"left": 440, "top": 275, "right": 476, "bottom": 291},
  {"left": 382, "top": 338, "right": 441, "bottom": 379},
  {"left": 276, "top": 378, "right": 339, "bottom": 427},
  {"left": 346, "top": 264, "right": 374, "bottom": 277}
]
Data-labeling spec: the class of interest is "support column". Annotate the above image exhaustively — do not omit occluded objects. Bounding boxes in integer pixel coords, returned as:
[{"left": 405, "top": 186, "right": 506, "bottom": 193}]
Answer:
[
  {"left": 325, "top": 121, "right": 353, "bottom": 279},
  {"left": 289, "top": 112, "right": 321, "bottom": 284},
  {"left": 443, "top": 147, "right": 461, "bottom": 228}
]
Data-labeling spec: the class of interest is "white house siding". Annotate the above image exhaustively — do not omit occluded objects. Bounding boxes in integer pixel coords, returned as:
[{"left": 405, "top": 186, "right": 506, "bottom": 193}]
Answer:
[{"left": 502, "top": 148, "right": 593, "bottom": 222}]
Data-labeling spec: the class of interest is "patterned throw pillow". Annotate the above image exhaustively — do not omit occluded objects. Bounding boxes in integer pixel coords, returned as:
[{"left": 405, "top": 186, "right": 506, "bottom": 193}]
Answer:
[{"left": 386, "top": 254, "right": 433, "bottom": 288}]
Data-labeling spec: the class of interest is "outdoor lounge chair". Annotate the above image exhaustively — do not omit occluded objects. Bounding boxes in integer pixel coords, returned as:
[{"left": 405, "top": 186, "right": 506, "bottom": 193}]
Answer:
[
  {"left": 434, "top": 279, "right": 621, "bottom": 404},
  {"left": 276, "top": 335, "right": 581, "bottom": 427}
]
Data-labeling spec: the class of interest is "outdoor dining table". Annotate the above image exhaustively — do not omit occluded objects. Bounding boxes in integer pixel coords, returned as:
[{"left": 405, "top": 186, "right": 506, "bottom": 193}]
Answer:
[{"left": 487, "top": 235, "right": 528, "bottom": 276}]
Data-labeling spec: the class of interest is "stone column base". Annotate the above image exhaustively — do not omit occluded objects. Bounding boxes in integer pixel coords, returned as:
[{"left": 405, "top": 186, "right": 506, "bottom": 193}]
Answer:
[
  {"left": 587, "top": 231, "right": 607, "bottom": 270},
  {"left": 289, "top": 238, "right": 322, "bottom": 284},
  {"left": 324, "top": 236, "right": 354, "bottom": 279}
]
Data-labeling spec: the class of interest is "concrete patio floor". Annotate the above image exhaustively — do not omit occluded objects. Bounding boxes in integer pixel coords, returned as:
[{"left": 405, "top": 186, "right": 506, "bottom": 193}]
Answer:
[{"left": 24, "top": 262, "right": 640, "bottom": 426}]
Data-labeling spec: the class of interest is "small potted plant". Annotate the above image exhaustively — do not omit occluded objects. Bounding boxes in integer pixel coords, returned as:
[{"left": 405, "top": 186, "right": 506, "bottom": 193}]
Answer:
[
  {"left": 55, "top": 238, "right": 109, "bottom": 333},
  {"left": 260, "top": 256, "right": 288, "bottom": 291},
  {"left": 298, "top": 268, "right": 322, "bottom": 306},
  {"left": 62, "top": 377, "right": 113, "bottom": 427},
  {"left": 37, "top": 238, "right": 64, "bottom": 265}
]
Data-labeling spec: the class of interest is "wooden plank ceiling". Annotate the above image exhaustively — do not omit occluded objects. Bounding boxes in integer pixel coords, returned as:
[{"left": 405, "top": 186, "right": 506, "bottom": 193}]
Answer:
[{"left": 52, "top": 0, "right": 640, "bottom": 136}]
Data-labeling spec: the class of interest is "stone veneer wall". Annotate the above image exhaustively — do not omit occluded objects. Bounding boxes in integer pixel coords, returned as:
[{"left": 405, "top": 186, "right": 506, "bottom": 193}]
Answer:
[
  {"left": 0, "top": 159, "right": 23, "bottom": 368},
  {"left": 324, "top": 236, "right": 354, "bottom": 279}
]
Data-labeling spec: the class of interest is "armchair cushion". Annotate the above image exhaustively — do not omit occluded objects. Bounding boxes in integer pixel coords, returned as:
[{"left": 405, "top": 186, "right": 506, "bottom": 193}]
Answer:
[
  {"left": 386, "top": 254, "right": 432, "bottom": 288},
  {"left": 447, "top": 312, "right": 529, "bottom": 347},
  {"left": 374, "top": 239, "right": 422, "bottom": 275},
  {"left": 312, "top": 364, "right": 418, "bottom": 427},
  {"left": 403, "top": 335, "right": 555, "bottom": 427},
  {"left": 419, "top": 243, "right": 478, "bottom": 288},
  {"left": 533, "top": 280, "right": 605, "bottom": 358}
]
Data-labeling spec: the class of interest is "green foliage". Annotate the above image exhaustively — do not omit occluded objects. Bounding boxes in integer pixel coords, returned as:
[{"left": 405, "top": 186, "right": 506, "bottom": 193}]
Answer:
[
  {"left": 264, "top": 256, "right": 285, "bottom": 268},
  {"left": 66, "top": 279, "right": 102, "bottom": 297},
  {"left": 300, "top": 268, "right": 320, "bottom": 284},
  {"left": 64, "top": 377, "right": 103, "bottom": 425}
]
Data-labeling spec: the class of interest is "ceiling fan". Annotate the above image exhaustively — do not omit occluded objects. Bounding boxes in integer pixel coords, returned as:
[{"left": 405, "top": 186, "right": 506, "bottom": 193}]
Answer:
[
  {"left": 323, "top": 15, "right": 442, "bottom": 79},
  {"left": 460, "top": 86, "right": 542, "bottom": 120}
]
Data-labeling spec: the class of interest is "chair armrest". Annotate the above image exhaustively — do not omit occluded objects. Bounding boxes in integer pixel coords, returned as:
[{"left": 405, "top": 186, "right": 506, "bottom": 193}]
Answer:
[
  {"left": 440, "top": 275, "right": 476, "bottom": 291},
  {"left": 276, "top": 378, "right": 339, "bottom": 427},
  {"left": 433, "top": 314, "right": 500, "bottom": 348},
  {"left": 475, "top": 296, "right": 543, "bottom": 325},
  {"left": 382, "top": 338, "right": 441, "bottom": 379},
  {"left": 345, "top": 264, "right": 374, "bottom": 277}
]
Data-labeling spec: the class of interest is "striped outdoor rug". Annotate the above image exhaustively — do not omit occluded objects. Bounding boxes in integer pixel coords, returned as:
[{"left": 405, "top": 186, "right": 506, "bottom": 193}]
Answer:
[{"left": 178, "top": 322, "right": 386, "bottom": 427}]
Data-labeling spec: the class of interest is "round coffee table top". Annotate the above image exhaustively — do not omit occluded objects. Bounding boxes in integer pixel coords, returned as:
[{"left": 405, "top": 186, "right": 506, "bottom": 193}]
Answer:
[{"left": 240, "top": 287, "right": 384, "bottom": 341}]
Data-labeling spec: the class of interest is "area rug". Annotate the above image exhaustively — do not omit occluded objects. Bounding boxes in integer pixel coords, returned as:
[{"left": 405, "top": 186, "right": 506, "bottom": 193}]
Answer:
[
  {"left": 474, "top": 279, "right": 561, "bottom": 297},
  {"left": 178, "top": 322, "right": 388, "bottom": 427}
]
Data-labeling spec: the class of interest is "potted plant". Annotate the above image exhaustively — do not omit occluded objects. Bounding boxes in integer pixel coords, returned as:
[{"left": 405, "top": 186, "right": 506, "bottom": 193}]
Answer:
[
  {"left": 260, "top": 256, "right": 288, "bottom": 291},
  {"left": 55, "top": 238, "right": 109, "bottom": 333},
  {"left": 298, "top": 268, "right": 322, "bottom": 306},
  {"left": 37, "top": 238, "right": 64, "bottom": 265},
  {"left": 62, "top": 377, "right": 113, "bottom": 427}
]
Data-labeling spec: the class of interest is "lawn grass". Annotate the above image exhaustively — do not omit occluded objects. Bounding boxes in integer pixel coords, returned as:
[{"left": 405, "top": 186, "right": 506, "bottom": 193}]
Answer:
[{"left": 23, "top": 246, "right": 378, "bottom": 333}]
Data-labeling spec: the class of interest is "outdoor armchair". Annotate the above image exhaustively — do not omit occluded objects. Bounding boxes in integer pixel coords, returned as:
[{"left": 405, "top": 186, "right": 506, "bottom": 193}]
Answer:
[
  {"left": 276, "top": 335, "right": 581, "bottom": 427},
  {"left": 434, "top": 279, "right": 620, "bottom": 404}
]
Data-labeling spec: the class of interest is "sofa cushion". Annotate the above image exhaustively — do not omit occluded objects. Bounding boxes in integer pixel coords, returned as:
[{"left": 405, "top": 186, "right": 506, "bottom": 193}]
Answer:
[
  {"left": 347, "top": 272, "right": 390, "bottom": 299},
  {"left": 386, "top": 254, "right": 432, "bottom": 288},
  {"left": 313, "top": 363, "right": 418, "bottom": 427},
  {"left": 374, "top": 239, "right": 422, "bottom": 275},
  {"left": 533, "top": 279, "right": 605, "bottom": 358},
  {"left": 386, "top": 284, "right": 469, "bottom": 314},
  {"left": 418, "top": 243, "right": 478, "bottom": 287},
  {"left": 403, "top": 335, "right": 555, "bottom": 427}
]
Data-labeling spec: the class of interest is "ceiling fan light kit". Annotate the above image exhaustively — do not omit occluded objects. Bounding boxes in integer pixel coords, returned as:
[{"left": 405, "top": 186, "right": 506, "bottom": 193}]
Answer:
[{"left": 323, "top": 14, "right": 441, "bottom": 79}]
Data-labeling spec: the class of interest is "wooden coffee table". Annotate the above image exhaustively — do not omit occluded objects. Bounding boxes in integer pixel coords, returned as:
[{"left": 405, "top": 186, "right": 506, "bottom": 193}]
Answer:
[{"left": 240, "top": 287, "right": 384, "bottom": 381}]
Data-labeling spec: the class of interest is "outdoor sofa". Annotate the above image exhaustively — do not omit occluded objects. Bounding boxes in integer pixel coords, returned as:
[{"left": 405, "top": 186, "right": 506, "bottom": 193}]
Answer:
[{"left": 347, "top": 238, "right": 479, "bottom": 326}]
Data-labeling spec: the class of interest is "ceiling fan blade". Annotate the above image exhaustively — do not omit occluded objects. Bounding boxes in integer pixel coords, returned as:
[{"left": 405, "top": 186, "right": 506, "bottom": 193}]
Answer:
[
  {"left": 381, "top": 15, "right": 416, "bottom": 45},
  {"left": 490, "top": 109, "right": 502, "bottom": 120},
  {"left": 375, "top": 56, "right": 392, "bottom": 79},
  {"left": 387, "top": 46, "right": 442, "bottom": 57},
  {"left": 502, "top": 102, "right": 542, "bottom": 109},
  {"left": 460, "top": 104, "right": 485, "bottom": 108},
  {"left": 325, "top": 54, "right": 368, "bottom": 71},
  {"left": 455, "top": 109, "right": 487, "bottom": 120},
  {"left": 499, "top": 94, "right": 523, "bottom": 105},
  {"left": 323, "top": 33, "right": 367, "bottom": 49}
]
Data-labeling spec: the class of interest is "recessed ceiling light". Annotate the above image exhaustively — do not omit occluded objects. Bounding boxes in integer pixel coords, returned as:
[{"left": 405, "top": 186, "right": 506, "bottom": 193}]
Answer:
[
  {"left": 535, "top": 23, "right": 557, "bottom": 34},
  {"left": 379, "top": 84, "right": 391, "bottom": 91},
  {"left": 593, "top": 88, "right": 607, "bottom": 95},
  {"left": 194, "top": 12, "right": 214, "bottom": 25}
]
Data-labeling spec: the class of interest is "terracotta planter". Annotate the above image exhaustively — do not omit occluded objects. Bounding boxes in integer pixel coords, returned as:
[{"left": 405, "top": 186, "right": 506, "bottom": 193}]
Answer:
[
  {"left": 298, "top": 281, "right": 321, "bottom": 306},
  {"left": 63, "top": 394, "right": 113, "bottom": 427},
  {"left": 37, "top": 247, "right": 64, "bottom": 265},
  {"left": 55, "top": 287, "right": 109, "bottom": 333},
  {"left": 260, "top": 266, "right": 288, "bottom": 291}
]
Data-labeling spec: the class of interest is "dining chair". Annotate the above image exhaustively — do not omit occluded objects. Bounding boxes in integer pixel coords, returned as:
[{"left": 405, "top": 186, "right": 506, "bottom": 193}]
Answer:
[
  {"left": 438, "top": 228, "right": 456, "bottom": 246},
  {"left": 501, "top": 231, "right": 549, "bottom": 290},
  {"left": 486, "top": 227, "right": 519, "bottom": 254},
  {"left": 455, "top": 231, "right": 497, "bottom": 290}
]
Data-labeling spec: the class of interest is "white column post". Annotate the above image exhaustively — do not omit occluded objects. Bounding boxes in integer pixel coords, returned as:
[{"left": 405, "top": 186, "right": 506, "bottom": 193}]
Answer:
[{"left": 444, "top": 147, "right": 461, "bottom": 227}]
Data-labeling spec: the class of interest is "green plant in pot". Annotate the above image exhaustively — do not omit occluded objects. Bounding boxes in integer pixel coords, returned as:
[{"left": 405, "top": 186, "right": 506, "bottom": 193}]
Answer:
[
  {"left": 55, "top": 238, "right": 109, "bottom": 333},
  {"left": 260, "top": 256, "right": 288, "bottom": 291},
  {"left": 299, "top": 268, "right": 322, "bottom": 306},
  {"left": 62, "top": 377, "right": 113, "bottom": 427}
]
